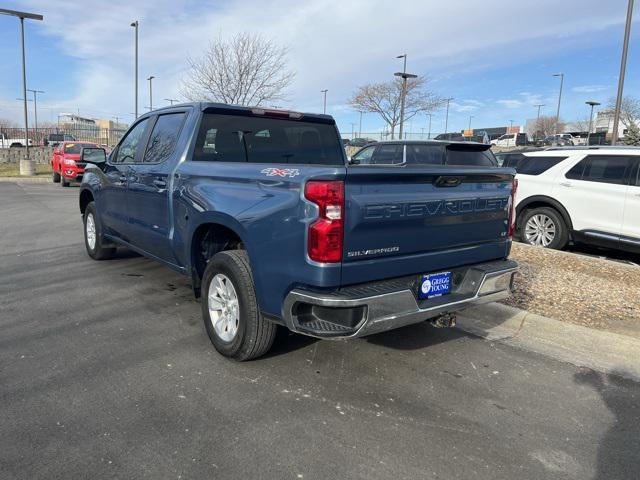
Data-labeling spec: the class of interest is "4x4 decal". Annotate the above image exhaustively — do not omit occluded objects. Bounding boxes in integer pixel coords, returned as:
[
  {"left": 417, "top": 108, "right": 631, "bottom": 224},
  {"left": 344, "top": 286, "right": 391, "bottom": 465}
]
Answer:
[{"left": 260, "top": 168, "right": 300, "bottom": 178}]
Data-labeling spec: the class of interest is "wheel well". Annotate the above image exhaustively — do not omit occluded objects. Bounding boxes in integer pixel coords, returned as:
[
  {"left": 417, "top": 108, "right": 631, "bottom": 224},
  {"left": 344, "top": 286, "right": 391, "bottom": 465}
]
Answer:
[
  {"left": 79, "top": 189, "right": 94, "bottom": 214},
  {"left": 516, "top": 198, "right": 573, "bottom": 233},
  {"left": 190, "top": 223, "right": 243, "bottom": 298}
]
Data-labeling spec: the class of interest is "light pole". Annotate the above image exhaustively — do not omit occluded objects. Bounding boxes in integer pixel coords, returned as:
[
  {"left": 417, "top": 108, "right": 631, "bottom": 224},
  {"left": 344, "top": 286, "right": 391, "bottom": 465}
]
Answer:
[
  {"left": 147, "top": 76, "right": 155, "bottom": 111},
  {"left": 164, "top": 98, "right": 179, "bottom": 105},
  {"left": 612, "top": 0, "right": 634, "bottom": 145},
  {"left": 321, "top": 89, "right": 328, "bottom": 114},
  {"left": 426, "top": 113, "right": 433, "bottom": 139},
  {"left": 553, "top": 73, "right": 564, "bottom": 136},
  {"left": 358, "top": 110, "right": 364, "bottom": 137},
  {"left": 131, "top": 20, "right": 139, "bottom": 118},
  {"left": 534, "top": 103, "right": 545, "bottom": 142},
  {"left": 586, "top": 101, "right": 601, "bottom": 145},
  {"left": 421, "top": 127, "right": 425, "bottom": 139},
  {"left": 0, "top": 8, "right": 44, "bottom": 175},
  {"left": 26, "top": 89, "right": 44, "bottom": 142},
  {"left": 350, "top": 122, "right": 356, "bottom": 140},
  {"left": 443, "top": 98, "right": 454, "bottom": 136},
  {"left": 468, "top": 115, "right": 474, "bottom": 131},
  {"left": 394, "top": 54, "right": 416, "bottom": 140}
]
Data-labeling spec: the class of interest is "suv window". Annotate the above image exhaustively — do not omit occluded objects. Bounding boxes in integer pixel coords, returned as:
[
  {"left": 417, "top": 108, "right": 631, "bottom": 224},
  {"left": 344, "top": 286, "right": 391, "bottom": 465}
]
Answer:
[
  {"left": 114, "top": 118, "right": 150, "bottom": 164},
  {"left": 566, "top": 155, "right": 632, "bottom": 185},
  {"left": 143, "top": 112, "right": 186, "bottom": 163},
  {"left": 372, "top": 144, "right": 403, "bottom": 164},
  {"left": 517, "top": 156, "right": 567, "bottom": 175},
  {"left": 351, "top": 145, "right": 375, "bottom": 164},
  {"left": 445, "top": 145, "right": 496, "bottom": 166},
  {"left": 407, "top": 144, "right": 443, "bottom": 165},
  {"left": 193, "top": 113, "right": 343, "bottom": 165}
]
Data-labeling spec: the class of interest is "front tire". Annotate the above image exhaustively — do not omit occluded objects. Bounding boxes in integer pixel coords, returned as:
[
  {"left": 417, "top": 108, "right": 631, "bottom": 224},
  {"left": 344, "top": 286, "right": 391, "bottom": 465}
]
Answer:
[
  {"left": 202, "top": 250, "right": 276, "bottom": 361},
  {"left": 520, "top": 207, "right": 568, "bottom": 250},
  {"left": 52, "top": 171, "right": 60, "bottom": 183},
  {"left": 83, "top": 202, "right": 116, "bottom": 260}
]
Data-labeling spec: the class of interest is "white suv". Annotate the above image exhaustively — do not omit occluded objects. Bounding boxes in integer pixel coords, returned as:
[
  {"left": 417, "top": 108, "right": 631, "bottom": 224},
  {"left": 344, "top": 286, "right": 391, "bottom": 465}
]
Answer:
[{"left": 497, "top": 147, "right": 640, "bottom": 253}]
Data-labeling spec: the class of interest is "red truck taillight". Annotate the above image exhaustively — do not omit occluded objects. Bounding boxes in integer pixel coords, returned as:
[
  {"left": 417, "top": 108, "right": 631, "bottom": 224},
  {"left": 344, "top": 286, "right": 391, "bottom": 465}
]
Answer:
[
  {"left": 508, "top": 178, "right": 518, "bottom": 238},
  {"left": 305, "top": 180, "right": 344, "bottom": 263}
]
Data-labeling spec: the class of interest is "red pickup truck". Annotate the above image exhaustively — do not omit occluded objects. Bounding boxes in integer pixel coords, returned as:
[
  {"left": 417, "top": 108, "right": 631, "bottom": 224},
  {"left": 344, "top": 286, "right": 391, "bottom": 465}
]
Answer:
[{"left": 51, "top": 141, "right": 98, "bottom": 187}]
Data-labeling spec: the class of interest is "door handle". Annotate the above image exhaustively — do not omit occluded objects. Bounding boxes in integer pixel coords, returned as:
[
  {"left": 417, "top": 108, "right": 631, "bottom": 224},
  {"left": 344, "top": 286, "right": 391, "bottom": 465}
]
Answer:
[
  {"left": 118, "top": 174, "right": 127, "bottom": 183},
  {"left": 153, "top": 179, "right": 167, "bottom": 189},
  {"left": 559, "top": 182, "right": 572, "bottom": 188}
]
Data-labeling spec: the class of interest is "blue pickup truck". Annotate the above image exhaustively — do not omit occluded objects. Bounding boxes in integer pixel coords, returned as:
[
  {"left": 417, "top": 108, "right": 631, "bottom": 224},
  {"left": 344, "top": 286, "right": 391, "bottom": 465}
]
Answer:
[{"left": 78, "top": 103, "right": 518, "bottom": 360}]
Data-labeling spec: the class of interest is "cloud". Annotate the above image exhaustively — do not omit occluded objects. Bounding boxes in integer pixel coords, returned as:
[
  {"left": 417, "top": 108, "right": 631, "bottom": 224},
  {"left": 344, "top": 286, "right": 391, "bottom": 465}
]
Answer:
[
  {"left": 452, "top": 99, "right": 485, "bottom": 112},
  {"left": 572, "top": 84, "right": 610, "bottom": 93}
]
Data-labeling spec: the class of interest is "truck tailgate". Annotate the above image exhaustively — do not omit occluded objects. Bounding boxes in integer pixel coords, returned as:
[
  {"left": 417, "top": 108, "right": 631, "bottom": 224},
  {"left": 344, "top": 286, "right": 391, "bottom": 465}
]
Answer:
[{"left": 342, "top": 166, "right": 515, "bottom": 285}]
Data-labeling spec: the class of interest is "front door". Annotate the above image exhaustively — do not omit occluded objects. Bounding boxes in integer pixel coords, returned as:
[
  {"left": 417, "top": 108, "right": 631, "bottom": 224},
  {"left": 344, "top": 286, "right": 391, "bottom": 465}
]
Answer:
[{"left": 126, "top": 112, "right": 187, "bottom": 262}]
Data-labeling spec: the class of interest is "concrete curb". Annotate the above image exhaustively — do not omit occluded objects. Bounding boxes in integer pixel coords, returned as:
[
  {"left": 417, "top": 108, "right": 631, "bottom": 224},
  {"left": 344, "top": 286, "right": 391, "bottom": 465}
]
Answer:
[
  {"left": 0, "top": 177, "right": 51, "bottom": 183},
  {"left": 456, "top": 303, "right": 640, "bottom": 381}
]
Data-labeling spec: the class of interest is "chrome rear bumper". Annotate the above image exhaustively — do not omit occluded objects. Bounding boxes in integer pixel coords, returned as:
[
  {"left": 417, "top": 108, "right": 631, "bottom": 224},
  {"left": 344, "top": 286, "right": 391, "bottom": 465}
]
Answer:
[{"left": 282, "top": 260, "right": 518, "bottom": 338}]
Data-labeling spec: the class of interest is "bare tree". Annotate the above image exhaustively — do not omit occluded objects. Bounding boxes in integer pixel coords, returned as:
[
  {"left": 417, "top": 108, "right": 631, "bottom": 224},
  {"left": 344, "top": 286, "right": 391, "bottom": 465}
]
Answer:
[
  {"left": 348, "top": 77, "right": 441, "bottom": 139},
  {"left": 534, "top": 115, "right": 565, "bottom": 138},
  {"left": 572, "top": 116, "right": 593, "bottom": 133},
  {"left": 606, "top": 95, "right": 640, "bottom": 129},
  {"left": 181, "top": 33, "right": 295, "bottom": 106}
]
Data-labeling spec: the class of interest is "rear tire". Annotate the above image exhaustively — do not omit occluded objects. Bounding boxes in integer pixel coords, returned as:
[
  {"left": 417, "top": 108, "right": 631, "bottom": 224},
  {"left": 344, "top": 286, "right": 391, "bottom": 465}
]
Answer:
[
  {"left": 52, "top": 171, "right": 60, "bottom": 183},
  {"left": 520, "top": 207, "right": 568, "bottom": 250},
  {"left": 83, "top": 202, "right": 115, "bottom": 260},
  {"left": 201, "top": 250, "right": 276, "bottom": 361}
]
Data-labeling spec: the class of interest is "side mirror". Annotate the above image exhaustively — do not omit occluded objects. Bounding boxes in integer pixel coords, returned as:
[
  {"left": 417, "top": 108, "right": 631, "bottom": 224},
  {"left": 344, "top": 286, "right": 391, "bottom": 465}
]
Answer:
[{"left": 81, "top": 147, "right": 107, "bottom": 166}]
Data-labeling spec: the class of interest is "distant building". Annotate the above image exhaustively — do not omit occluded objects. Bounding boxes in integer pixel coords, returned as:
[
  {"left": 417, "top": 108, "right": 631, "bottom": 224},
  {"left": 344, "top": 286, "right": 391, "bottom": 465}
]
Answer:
[
  {"left": 58, "top": 113, "right": 97, "bottom": 130},
  {"left": 95, "top": 119, "right": 129, "bottom": 132}
]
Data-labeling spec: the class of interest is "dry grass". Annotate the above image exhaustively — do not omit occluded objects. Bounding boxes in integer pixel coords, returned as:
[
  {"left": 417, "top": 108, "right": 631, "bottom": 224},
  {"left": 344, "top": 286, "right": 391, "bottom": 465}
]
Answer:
[
  {"left": 504, "top": 242, "right": 640, "bottom": 338},
  {"left": 0, "top": 163, "right": 52, "bottom": 177}
]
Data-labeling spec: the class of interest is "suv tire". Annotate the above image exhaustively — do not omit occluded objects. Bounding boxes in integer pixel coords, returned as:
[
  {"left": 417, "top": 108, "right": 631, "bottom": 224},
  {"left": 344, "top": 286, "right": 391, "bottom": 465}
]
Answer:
[
  {"left": 202, "top": 250, "right": 276, "bottom": 361},
  {"left": 52, "top": 171, "right": 61, "bottom": 183},
  {"left": 520, "top": 207, "right": 568, "bottom": 250},
  {"left": 83, "top": 202, "right": 116, "bottom": 260}
]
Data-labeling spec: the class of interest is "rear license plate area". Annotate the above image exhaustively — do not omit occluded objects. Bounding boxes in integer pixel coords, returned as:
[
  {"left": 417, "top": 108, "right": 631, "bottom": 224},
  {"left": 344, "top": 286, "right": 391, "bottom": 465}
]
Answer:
[{"left": 418, "top": 271, "right": 451, "bottom": 300}]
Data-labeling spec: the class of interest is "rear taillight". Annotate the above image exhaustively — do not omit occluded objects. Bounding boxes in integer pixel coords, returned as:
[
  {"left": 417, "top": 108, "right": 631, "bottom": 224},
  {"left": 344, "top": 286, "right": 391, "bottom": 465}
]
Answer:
[
  {"left": 305, "top": 180, "right": 344, "bottom": 263},
  {"left": 508, "top": 178, "right": 518, "bottom": 238}
]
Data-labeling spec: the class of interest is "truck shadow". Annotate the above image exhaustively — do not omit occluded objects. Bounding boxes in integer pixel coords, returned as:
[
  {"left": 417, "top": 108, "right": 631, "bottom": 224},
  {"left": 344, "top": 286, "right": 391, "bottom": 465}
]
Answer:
[
  {"left": 574, "top": 368, "right": 640, "bottom": 480},
  {"left": 365, "top": 322, "right": 467, "bottom": 350}
]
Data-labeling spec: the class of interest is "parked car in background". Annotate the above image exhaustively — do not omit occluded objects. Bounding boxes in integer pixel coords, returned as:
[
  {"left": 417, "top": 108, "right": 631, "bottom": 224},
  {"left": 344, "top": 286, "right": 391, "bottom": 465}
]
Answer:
[
  {"left": 51, "top": 141, "right": 98, "bottom": 187},
  {"left": 433, "top": 133, "right": 466, "bottom": 142},
  {"left": 79, "top": 103, "right": 517, "bottom": 360},
  {"left": 542, "top": 134, "right": 575, "bottom": 146},
  {"left": 515, "top": 146, "right": 640, "bottom": 253},
  {"left": 491, "top": 133, "right": 530, "bottom": 148},
  {"left": 347, "top": 137, "right": 376, "bottom": 147},
  {"left": 0, "top": 133, "right": 33, "bottom": 148},
  {"left": 45, "top": 133, "right": 76, "bottom": 147}
]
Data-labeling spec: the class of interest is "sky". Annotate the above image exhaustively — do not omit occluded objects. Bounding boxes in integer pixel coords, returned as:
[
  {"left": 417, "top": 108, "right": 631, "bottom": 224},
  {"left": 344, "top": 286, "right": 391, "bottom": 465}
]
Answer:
[{"left": 0, "top": 0, "right": 638, "bottom": 138}]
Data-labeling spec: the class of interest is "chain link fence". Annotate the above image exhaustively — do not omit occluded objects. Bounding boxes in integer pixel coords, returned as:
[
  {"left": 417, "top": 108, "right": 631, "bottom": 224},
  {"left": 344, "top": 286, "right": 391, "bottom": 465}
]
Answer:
[{"left": 0, "top": 126, "right": 127, "bottom": 148}]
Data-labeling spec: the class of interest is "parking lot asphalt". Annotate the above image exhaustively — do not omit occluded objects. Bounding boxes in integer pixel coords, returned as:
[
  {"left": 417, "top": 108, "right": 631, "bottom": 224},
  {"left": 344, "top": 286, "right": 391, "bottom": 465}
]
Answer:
[{"left": 1, "top": 182, "right": 639, "bottom": 480}]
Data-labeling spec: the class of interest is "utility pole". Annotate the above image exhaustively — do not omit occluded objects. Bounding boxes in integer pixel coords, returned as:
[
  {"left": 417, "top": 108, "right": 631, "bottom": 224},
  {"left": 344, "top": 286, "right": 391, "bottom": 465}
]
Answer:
[
  {"left": 468, "top": 115, "right": 474, "bottom": 131},
  {"left": 164, "top": 98, "right": 179, "bottom": 105},
  {"left": 26, "top": 89, "right": 44, "bottom": 142},
  {"left": 321, "top": 89, "right": 328, "bottom": 114},
  {"left": 444, "top": 98, "right": 454, "bottom": 136},
  {"left": 553, "top": 73, "right": 564, "bottom": 136},
  {"left": 394, "top": 54, "right": 416, "bottom": 140},
  {"left": 147, "top": 76, "right": 155, "bottom": 111},
  {"left": 131, "top": 20, "right": 139, "bottom": 118},
  {"left": 612, "top": 0, "right": 634, "bottom": 145},
  {"left": 0, "top": 8, "right": 44, "bottom": 175},
  {"left": 534, "top": 103, "right": 545, "bottom": 142},
  {"left": 426, "top": 113, "right": 433, "bottom": 139},
  {"left": 586, "top": 101, "right": 601, "bottom": 145},
  {"left": 358, "top": 110, "right": 364, "bottom": 137},
  {"left": 350, "top": 122, "right": 356, "bottom": 140}
]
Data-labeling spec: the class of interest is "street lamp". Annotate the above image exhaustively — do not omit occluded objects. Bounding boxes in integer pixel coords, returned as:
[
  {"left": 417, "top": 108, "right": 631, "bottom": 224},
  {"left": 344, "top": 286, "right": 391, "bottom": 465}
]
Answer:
[
  {"left": 321, "top": 89, "right": 328, "bottom": 114},
  {"left": 164, "top": 98, "right": 179, "bottom": 106},
  {"left": 394, "top": 54, "right": 417, "bottom": 140},
  {"left": 147, "top": 76, "right": 155, "bottom": 111},
  {"left": 0, "top": 8, "right": 43, "bottom": 176},
  {"left": 358, "top": 110, "right": 364, "bottom": 137},
  {"left": 350, "top": 122, "right": 357, "bottom": 140},
  {"left": 131, "top": 20, "right": 139, "bottom": 118},
  {"left": 27, "top": 89, "right": 44, "bottom": 142},
  {"left": 553, "top": 73, "right": 564, "bottom": 136},
  {"left": 443, "top": 98, "right": 454, "bottom": 136},
  {"left": 611, "top": 0, "right": 634, "bottom": 145},
  {"left": 468, "top": 115, "right": 474, "bottom": 131},
  {"left": 585, "top": 100, "right": 601, "bottom": 145},
  {"left": 534, "top": 103, "right": 545, "bottom": 142},
  {"left": 426, "top": 113, "right": 433, "bottom": 139}
]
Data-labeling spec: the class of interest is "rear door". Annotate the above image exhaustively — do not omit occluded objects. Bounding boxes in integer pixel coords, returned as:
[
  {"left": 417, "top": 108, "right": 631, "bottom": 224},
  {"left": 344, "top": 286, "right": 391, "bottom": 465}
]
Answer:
[
  {"left": 621, "top": 157, "right": 640, "bottom": 249},
  {"left": 342, "top": 143, "right": 514, "bottom": 285},
  {"left": 126, "top": 111, "right": 187, "bottom": 262}
]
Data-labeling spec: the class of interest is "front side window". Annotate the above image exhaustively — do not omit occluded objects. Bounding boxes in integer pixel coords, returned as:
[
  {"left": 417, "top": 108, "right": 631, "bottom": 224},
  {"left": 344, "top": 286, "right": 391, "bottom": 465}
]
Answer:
[
  {"left": 193, "top": 113, "right": 343, "bottom": 165},
  {"left": 143, "top": 113, "right": 186, "bottom": 163},
  {"left": 567, "top": 155, "right": 632, "bottom": 185},
  {"left": 114, "top": 118, "right": 150, "bottom": 164},
  {"left": 372, "top": 144, "right": 403, "bottom": 164},
  {"left": 351, "top": 145, "right": 375, "bottom": 164}
]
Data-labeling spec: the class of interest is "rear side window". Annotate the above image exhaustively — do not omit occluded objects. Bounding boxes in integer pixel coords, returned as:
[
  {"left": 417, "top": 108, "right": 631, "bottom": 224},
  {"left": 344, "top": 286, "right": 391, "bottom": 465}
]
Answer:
[
  {"left": 193, "top": 113, "right": 343, "bottom": 165},
  {"left": 445, "top": 145, "right": 496, "bottom": 166},
  {"left": 372, "top": 144, "right": 403, "bottom": 164},
  {"left": 566, "top": 155, "right": 633, "bottom": 185},
  {"left": 407, "top": 144, "right": 443, "bottom": 165},
  {"left": 143, "top": 112, "right": 186, "bottom": 163},
  {"left": 517, "top": 156, "right": 567, "bottom": 175}
]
